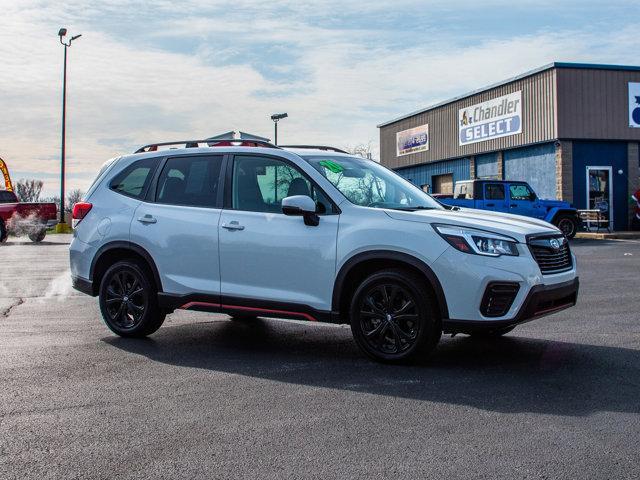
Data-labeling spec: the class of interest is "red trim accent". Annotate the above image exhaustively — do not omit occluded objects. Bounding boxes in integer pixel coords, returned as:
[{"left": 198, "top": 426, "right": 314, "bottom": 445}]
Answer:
[
  {"left": 179, "top": 301, "right": 317, "bottom": 322},
  {"left": 180, "top": 301, "right": 221, "bottom": 310},
  {"left": 221, "top": 304, "right": 317, "bottom": 322}
]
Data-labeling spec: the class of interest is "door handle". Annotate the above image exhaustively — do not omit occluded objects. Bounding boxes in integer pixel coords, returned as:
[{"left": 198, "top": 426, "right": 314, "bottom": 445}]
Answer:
[
  {"left": 222, "top": 221, "right": 245, "bottom": 231},
  {"left": 485, "top": 203, "right": 495, "bottom": 207},
  {"left": 137, "top": 214, "right": 157, "bottom": 224},
  {"left": 510, "top": 204, "right": 517, "bottom": 208}
]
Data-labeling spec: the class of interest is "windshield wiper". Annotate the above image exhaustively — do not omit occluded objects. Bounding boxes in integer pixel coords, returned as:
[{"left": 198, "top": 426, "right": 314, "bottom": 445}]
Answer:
[{"left": 391, "top": 206, "right": 437, "bottom": 211}]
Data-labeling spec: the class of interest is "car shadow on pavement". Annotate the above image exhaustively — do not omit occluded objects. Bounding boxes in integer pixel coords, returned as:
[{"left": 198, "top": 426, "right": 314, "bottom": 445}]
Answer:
[{"left": 103, "top": 317, "right": 640, "bottom": 417}]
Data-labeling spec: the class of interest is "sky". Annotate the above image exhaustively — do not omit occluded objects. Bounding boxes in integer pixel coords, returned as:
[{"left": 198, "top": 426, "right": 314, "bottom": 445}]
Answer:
[{"left": 1, "top": 0, "right": 639, "bottom": 198}]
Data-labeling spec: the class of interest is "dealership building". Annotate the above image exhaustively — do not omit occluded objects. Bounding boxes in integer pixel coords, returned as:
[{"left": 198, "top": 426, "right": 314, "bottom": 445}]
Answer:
[{"left": 378, "top": 62, "right": 640, "bottom": 230}]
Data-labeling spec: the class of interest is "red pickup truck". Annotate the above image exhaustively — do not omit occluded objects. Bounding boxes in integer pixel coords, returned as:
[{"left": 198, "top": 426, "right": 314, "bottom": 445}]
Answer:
[{"left": 0, "top": 190, "right": 58, "bottom": 243}]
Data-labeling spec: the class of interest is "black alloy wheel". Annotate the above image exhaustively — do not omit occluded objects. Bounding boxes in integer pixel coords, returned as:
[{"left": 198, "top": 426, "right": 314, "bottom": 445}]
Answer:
[
  {"left": 99, "top": 260, "right": 165, "bottom": 337},
  {"left": 350, "top": 268, "right": 441, "bottom": 363},
  {"left": 555, "top": 215, "right": 578, "bottom": 239}
]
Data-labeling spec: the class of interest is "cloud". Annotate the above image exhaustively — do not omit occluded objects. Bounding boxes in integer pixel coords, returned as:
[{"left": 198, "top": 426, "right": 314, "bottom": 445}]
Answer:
[{"left": 0, "top": 0, "right": 638, "bottom": 197}]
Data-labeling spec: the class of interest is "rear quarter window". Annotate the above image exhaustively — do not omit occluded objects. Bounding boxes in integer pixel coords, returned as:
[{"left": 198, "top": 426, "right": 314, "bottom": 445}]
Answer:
[{"left": 109, "top": 157, "right": 158, "bottom": 199}]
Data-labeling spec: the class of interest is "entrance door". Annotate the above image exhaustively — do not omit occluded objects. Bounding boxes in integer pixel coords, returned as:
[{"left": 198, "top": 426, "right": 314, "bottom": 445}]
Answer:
[
  {"left": 432, "top": 174, "right": 453, "bottom": 195},
  {"left": 586, "top": 166, "right": 613, "bottom": 230}
]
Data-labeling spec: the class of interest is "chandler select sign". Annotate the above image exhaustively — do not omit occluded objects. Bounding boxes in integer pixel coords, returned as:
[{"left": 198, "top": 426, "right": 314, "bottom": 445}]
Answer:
[{"left": 458, "top": 91, "right": 522, "bottom": 146}]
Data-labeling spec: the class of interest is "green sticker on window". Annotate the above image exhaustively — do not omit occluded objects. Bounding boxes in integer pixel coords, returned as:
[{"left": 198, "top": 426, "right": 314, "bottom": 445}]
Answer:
[{"left": 319, "top": 160, "right": 344, "bottom": 173}]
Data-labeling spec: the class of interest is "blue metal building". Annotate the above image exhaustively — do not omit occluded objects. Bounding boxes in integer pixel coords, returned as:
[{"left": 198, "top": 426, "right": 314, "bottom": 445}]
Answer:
[{"left": 378, "top": 63, "right": 640, "bottom": 230}]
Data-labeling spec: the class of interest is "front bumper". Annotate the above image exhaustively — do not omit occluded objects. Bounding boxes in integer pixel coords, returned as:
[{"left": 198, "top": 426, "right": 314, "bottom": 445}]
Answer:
[
  {"left": 443, "top": 277, "right": 579, "bottom": 333},
  {"left": 71, "top": 275, "right": 94, "bottom": 296}
]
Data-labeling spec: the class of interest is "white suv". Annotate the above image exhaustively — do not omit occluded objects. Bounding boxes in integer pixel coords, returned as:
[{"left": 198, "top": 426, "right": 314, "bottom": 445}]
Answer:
[{"left": 70, "top": 138, "right": 579, "bottom": 363}]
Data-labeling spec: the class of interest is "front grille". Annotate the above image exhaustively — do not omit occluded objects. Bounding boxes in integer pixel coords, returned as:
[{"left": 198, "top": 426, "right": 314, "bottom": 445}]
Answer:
[
  {"left": 480, "top": 282, "right": 520, "bottom": 317},
  {"left": 528, "top": 235, "right": 572, "bottom": 274}
]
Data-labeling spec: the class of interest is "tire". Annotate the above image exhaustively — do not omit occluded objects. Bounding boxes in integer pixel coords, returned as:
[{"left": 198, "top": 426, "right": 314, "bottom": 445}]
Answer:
[
  {"left": 554, "top": 214, "right": 578, "bottom": 239},
  {"left": 98, "top": 260, "right": 166, "bottom": 337},
  {"left": 349, "top": 268, "right": 441, "bottom": 364},
  {"left": 28, "top": 228, "right": 46, "bottom": 243},
  {"left": 0, "top": 220, "right": 7, "bottom": 243},
  {"left": 469, "top": 326, "right": 515, "bottom": 339}
]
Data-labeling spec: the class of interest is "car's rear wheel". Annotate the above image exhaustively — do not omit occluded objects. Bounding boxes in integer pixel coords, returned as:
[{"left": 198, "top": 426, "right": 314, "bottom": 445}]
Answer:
[
  {"left": 349, "top": 268, "right": 441, "bottom": 364},
  {"left": 99, "top": 260, "right": 165, "bottom": 337},
  {"left": 28, "top": 228, "right": 46, "bottom": 243},
  {"left": 554, "top": 215, "right": 578, "bottom": 238}
]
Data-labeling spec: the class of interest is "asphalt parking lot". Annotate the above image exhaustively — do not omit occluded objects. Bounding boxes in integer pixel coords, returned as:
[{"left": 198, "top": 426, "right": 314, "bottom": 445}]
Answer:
[{"left": 1, "top": 234, "right": 639, "bottom": 479}]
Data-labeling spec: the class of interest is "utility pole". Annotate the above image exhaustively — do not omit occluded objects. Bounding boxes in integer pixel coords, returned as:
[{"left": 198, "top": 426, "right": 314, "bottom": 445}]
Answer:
[
  {"left": 58, "top": 28, "right": 81, "bottom": 225},
  {"left": 270, "top": 113, "right": 288, "bottom": 145}
]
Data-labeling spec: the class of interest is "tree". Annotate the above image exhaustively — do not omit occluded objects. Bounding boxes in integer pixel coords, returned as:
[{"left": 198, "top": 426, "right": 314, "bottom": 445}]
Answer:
[
  {"left": 345, "top": 142, "right": 374, "bottom": 160},
  {"left": 66, "top": 189, "right": 84, "bottom": 212},
  {"left": 15, "top": 179, "right": 43, "bottom": 202}
]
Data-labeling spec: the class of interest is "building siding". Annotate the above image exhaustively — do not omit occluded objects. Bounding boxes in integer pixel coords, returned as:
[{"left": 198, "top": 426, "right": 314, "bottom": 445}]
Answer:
[
  {"left": 379, "top": 68, "right": 557, "bottom": 168},
  {"left": 395, "top": 158, "right": 471, "bottom": 191},
  {"left": 503, "top": 143, "right": 557, "bottom": 200},
  {"left": 475, "top": 153, "right": 499, "bottom": 179},
  {"left": 557, "top": 68, "right": 640, "bottom": 141}
]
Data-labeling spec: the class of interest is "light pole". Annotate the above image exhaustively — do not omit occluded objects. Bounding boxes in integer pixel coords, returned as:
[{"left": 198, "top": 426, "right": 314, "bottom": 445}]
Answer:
[
  {"left": 270, "top": 113, "right": 288, "bottom": 145},
  {"left": 58, "top": 28, "right": 81, "bottom": 225}
]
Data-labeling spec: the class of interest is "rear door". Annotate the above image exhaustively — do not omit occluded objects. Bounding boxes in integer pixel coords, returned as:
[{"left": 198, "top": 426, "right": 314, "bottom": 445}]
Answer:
[
  {"left": 481, "top": 183, "right": 508, "bottom": 212},
  {"left": 218, "top": 154, "right": 339, "bottom": 314},
  {"left": 130, "top": 154, "right": 224, "bottom": 295}
]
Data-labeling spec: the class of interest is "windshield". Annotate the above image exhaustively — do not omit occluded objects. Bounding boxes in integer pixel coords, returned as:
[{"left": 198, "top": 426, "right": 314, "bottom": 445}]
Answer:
[{"left": 303, "top": 155, "right": 442, "bottom": 211}]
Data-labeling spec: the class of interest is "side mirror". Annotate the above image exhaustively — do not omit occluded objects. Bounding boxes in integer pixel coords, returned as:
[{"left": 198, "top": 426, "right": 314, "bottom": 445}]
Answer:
[{"left": 282, "top": 195, "right": 319, "bottom": 226}]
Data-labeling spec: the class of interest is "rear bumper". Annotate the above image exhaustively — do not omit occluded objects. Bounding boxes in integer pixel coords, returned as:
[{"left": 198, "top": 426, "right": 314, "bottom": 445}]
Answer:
[
  {"left": 71, "top": 275, "right": 95, "bottom": 296},
  {"left": 443, "top": 277, "right": 579, "bottom": 333}
]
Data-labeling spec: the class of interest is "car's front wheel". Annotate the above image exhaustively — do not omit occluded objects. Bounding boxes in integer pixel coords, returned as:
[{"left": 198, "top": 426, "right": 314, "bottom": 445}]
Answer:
[
  {"left": 99, "top": 260, "right": 165, "bottom": 337},
  {"left": 349, "top": 268, "right": 441, "bottom": 364}
]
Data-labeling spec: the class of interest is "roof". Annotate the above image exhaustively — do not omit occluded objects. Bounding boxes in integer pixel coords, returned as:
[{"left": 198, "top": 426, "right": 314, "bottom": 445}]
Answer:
[{"left": 377, "top": 62, "right": 640, "bottom": 128}]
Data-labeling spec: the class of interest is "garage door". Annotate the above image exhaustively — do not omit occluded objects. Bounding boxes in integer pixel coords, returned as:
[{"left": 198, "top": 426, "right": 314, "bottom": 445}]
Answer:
[{"left": 432, "top": 174, "right": 453, "bottom": 195}]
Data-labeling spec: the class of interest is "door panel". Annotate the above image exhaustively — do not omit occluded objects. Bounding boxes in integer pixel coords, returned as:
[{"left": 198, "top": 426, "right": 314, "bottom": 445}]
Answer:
[
  {"left": 482, "top": 183, "right": 508, "bottom": 212},
  {"left": 219, "top": 210, "right": 338, "bottom": 309},
  {"left": 130, "top": 154, "right": 223, "bottom": 295},
  {"left": 219, "top": 154, "right": 339, "bottom": 311},
  {"left": 507, "top": 183, "right": 542, "bottom": 218}
]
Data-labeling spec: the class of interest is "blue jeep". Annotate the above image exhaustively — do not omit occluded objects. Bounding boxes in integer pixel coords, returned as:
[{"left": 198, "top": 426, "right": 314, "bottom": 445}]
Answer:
[{"left": 438, "top": 180, "right": 580, "bottom": 238}]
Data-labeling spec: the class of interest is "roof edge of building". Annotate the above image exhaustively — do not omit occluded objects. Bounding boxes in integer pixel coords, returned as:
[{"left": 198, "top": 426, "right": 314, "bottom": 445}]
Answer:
[{"left": 377, "top": 62, "right": 640, "bottom": 129}]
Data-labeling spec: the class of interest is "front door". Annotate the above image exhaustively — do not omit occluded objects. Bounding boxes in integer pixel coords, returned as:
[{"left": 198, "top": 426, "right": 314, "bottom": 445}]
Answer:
[
  {"left": 507, "top": 182, "right": 544, "bottom": 219},
  {"left": 130, "top": 154, "right": 224, "bottom": 295},
  {"left": 586, "top": 166, "right": 613, "bottom": 230},
  {"left": 218, "top": 154, "right": 339, "bottom": 314}
]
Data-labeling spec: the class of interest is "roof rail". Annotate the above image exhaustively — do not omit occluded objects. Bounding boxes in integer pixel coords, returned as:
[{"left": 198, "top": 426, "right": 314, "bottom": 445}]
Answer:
[
  {"left": 134, "top": 137, "right": 279, "bottom": 154},
  {"left": 279, "top": 145, "right": 349, "bottom": 154}
]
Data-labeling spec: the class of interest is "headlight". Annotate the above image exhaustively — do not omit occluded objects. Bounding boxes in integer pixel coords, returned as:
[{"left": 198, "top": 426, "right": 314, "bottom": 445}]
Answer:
[{"left": 433, "top": 224, "right": 519, "bottom": 257}]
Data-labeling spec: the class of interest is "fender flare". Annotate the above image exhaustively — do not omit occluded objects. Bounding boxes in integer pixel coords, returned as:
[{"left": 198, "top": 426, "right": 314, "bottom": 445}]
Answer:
[
  {"left": 89, "top": 241, "right": 163, "bottom": 292},
  {"left": 332, "top": 250, "right": 449, "bottom": 319},
  {"left": 546, "top": 208, "right": 578, "bottom": 224}
]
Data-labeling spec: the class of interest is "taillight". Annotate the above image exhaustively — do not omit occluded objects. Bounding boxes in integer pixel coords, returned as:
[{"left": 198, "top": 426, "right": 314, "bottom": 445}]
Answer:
[{"left": 72, "top": 202, "right": 92, "bottom": 228}]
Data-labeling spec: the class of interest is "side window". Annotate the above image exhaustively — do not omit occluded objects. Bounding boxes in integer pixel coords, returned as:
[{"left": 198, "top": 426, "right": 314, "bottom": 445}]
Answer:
[
  {"left": 485, "top": 183, "right": 505, "bottom": 200},
  {"left": 509, "top": 184, "right": 535, "bottom": 201},
  {"left": 110, "top": 157, "right": 157, "bottom": 199},
  {"left": 232, "top": 155, "right": 333, "bottom": 214},
  {"left": 156, "top": 155, "right": 222, "bottom": 207}
]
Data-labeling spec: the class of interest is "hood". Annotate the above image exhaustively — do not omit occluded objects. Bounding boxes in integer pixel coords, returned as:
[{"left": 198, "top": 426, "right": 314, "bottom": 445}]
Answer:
[
  {"left": 538, "top": 198, "right": 571, "bottom": 208},
  {"left": 384, "top": 207, "right": 560, "bottom": 242}
]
